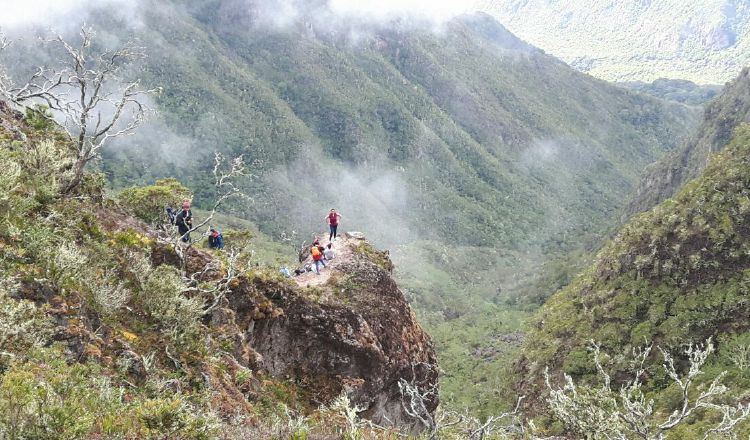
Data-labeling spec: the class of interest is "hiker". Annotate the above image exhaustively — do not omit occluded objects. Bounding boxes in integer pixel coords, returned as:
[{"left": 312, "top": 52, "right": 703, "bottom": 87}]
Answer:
[
  {"left": 323, "top": 242, "right": 335, "bottom": 260},
  {"left": 311, "top": 243, "right": 326, "bottom": 274},
  {"left": 208, "top": 227, "right": 224, "bottom": 250},
  {"left": 175, "top": 199, "right": 193, "bottom": 243},
  {"left": 325, "top": 209, "right": 342, "bottom": 241}
]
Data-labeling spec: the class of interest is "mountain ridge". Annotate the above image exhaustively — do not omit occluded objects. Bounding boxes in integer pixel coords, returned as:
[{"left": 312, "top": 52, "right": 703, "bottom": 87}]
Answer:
[
  {"left": 624, "top": 67, "right": 750, "bottom": 217},
  {"left": 0, "top": 102, "right": 437, "bottom": 436},
  {"left": 479, "top": 0, "right": 750, "bottom": 84},
  {"left": 514, "top": 120, "right": 750, "bottom": 434}
]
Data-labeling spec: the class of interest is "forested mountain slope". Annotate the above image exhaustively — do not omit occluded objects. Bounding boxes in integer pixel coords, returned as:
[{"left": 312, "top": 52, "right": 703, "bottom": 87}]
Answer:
[
  {"left": 625, "top": 68, "right": 750, "bottom": 217},
  {"left": 78, "top": 1, "right": 700, "bottom": 255},
  {"left": 0, "top": 0, "right": 701, "bottom": 414},
  {"left": 515, "top": 124, "right": 750, "bottom": 435},
  {"left": 479, "top": 0, "right": 750, "bottom": 84}
]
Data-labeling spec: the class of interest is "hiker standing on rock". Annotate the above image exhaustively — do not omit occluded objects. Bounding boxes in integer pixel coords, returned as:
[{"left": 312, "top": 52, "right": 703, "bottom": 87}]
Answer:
[{"left": 326, "top": 209, "right": 342, "bottom": 242}]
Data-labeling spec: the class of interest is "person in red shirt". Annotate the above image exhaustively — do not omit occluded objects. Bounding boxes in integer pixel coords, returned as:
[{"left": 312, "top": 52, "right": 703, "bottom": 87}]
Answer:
[{"left": 325, "top": 209, "right": 342, "bottom": 241}]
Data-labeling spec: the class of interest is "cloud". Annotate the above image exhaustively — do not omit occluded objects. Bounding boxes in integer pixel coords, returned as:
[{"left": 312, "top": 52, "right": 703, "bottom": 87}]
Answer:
[
  {"left": 0, "top": 0, "right": 85, "bottom": 28},
  {"left": 0, "top": 0, "right": 141, "bottom": 29},
  {"left": 328, "top": 0, "right": 478, "bottom": 22},
  {"left": 0, "top": 0, "right": 479, "bottom": 30}
]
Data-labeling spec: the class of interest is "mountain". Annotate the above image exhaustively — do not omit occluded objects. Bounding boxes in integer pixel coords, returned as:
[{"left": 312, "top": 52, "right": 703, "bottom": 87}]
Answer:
[
  {"left": 620, "top": 78, "right": 722, "bottom": 105},
  {"left": 0, "top": 103, "right": 437, "bottom": 437},
  {"left": 1, "top": 0, "right": 700, "bottom": 415},
  {"left": 478, "top": 0, "right": 750, "bottom": 84},
  {"left": 514, "top": 118, "right": 750, "bottom": 434},
  {"left": 625, "top": 67, "right": 750, "bottom": 217},
  {"left": 76, "top": 1, "right": 698, "bottom": 292}
]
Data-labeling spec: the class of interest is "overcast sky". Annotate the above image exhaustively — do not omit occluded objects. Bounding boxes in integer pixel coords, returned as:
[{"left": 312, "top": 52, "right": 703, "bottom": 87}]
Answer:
[{"left": 0, "top": 0, "right": 478, "bottom": 28}]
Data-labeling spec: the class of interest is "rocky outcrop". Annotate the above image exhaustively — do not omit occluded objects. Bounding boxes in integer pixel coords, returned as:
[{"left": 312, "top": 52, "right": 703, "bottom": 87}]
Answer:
[{"left": 224, "top": 239, "right": 439, "bottom": 434}]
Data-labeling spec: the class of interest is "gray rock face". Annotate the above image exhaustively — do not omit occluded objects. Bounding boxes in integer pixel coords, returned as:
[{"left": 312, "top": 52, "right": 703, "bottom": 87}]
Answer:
[{"left": 344, "top": 231, "right": 367, "bottom": 240}]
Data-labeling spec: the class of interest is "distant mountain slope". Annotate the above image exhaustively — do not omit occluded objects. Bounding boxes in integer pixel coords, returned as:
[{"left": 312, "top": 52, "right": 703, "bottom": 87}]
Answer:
[
  {"left": 625, "top": 68, "right": 750, "bottom": 217},
  {"left": 515, "top": 124, "right": 750, "bottom": 425},
  {"left": 478, "top": 0, "right": 750, "bottom": 84},
  {"left": 90, "top": 3, "right": 699, "bottom": 255},
  {"left": 620, "top": 79, "right": 722, "bottom": 105}
]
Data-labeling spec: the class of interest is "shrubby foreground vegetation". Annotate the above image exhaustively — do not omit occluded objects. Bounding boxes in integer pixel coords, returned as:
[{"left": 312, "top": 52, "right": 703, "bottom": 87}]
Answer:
[
  {"left": 516, "top": 125, "right": 750, "bottom": 438},
  {"left": 3, "top": 98, "right": 750, "bottom": 439}
]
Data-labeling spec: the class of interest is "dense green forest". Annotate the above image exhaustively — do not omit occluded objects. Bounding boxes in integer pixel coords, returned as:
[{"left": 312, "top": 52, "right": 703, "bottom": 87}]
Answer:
[
  {"left": 515, "top": 124, "right": 750, "bottom": 436},
  {"left": 0, "top": 0, "right": 705, "bottom": 418},
  {"left": 620, "top": 78, "right": 721, "bottom": 105},
  {"left": 625, "top": 68, "right": 750, "bottom": 217},
  {"left": 479, "top": 0, "right": 750, "bottom": 84}
]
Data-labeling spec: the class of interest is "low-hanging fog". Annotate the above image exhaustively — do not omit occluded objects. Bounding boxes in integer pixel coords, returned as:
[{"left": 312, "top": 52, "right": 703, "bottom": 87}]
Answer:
[{"left": 0, "top": 0, "right": 666, "bottom": 312}]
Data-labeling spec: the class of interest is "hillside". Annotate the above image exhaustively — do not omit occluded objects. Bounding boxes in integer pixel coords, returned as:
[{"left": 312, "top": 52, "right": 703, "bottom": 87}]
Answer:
[
  {"left": 0, "top": 104, "right": 437, "bottom": 437},
  {"left": 625, "top": 67, "right": 750, "bottom": 217},
  {"left": 0, "top": 0, "right": 701, "bottom": 415},
  {"left": 69, "top": 1, "right": 697, "bottom": 305},
  {"left": 514, "top": 123, "right": 750, "bottom": 435},
  {"left": 620, "top": 78, "right": 722, "bottom": 105},
  {"left": 79, "top": 3, "right": 700, "bottom": 254},
  {"left": 478, "top": 0, "right": 750, "bottom": 84}
]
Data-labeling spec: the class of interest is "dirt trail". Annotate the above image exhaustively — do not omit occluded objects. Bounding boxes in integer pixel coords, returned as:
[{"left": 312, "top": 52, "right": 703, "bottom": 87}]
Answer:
[{"left": 293, "top": 233, "right": 362, "bottom": 288}]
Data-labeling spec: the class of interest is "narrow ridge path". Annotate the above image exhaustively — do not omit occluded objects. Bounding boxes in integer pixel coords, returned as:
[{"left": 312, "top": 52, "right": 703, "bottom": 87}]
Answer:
[{"left": 293, "top": 233, "right": 361, "bottom": 288}]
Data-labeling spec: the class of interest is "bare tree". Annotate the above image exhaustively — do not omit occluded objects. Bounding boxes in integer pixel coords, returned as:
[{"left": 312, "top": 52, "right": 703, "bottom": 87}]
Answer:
[
  {"left": 183, "top": 246, "right": 251, "bottom": 316},
  {"left": 152, "top": 152, "right": 251, "bottom": 315},
  {"left": 399, "top": 363, "right": 441, "bottom": 438},
  {"left": 398, "top": 362, "right": 530, "bottom": 440},
  {"left": 169, "top": 152, "right": 248, "bottom": 272},
  {"left": 546, "top": 339, "right": 750, "bottom": 440},
  {"left": 0, "top": 25, "right": 157, "bottom": 194}
]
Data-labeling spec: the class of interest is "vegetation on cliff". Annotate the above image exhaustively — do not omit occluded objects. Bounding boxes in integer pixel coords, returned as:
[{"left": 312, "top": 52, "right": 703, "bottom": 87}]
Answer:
[
  {"left": 516, "top": 124, "right": 750, "bottom": 437},
  {"left": 625, "top": 67, "right": 750, "bottom": 217},
  {"left": 0, "top": 104, "right": 444, "bottom": 438}
]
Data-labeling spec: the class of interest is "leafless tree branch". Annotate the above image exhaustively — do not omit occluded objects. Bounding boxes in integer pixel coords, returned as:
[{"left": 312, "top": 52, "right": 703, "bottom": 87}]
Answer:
[
  {"left": 546, "top": 338, "right": 750, "bottom": 440},
  {"left": 0, "top": 25, "right": 157, "bottom": 195}
]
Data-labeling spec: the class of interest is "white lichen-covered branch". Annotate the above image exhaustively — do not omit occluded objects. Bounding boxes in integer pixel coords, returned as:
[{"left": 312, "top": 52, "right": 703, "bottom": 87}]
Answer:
[
  {"left": 0, "top": 26, "right": 157, "bottom": 194},
  {"left": 546, "top": 338, "right": 750, "bottom": 440}
]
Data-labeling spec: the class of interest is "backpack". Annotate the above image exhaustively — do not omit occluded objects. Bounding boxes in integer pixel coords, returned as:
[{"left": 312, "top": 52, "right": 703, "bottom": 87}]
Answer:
[
  {"left": 166, "top": 207, "right": 177, "bottom": 225},
  {"left": 311, "top": 246, "right": 322, "bottom": 260}
]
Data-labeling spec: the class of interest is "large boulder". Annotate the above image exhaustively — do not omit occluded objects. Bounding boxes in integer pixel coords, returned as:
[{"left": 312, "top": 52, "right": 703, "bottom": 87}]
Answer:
[{"left": 228, "top": 241, "right": 439, "bottom": 434}]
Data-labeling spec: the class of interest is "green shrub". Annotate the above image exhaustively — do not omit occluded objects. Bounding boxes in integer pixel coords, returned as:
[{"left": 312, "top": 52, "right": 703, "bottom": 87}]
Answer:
[
  {"left": 136, "top": 397, "right": 219, "bottom": 439},
  {"left": 0, "top": 280, "right": 52, "bottom": 369},
  {"left": 0, "top": 347, "right": 220, "bottom": 439},
  {"left": 140, "top": 265, "right": 203, "bottom": 343},
  {"left": 0, "top": 349, "right": 125, "bottom": 439},
  {"left": 118, "top": 178, "right": 192, "bottom": 224}
]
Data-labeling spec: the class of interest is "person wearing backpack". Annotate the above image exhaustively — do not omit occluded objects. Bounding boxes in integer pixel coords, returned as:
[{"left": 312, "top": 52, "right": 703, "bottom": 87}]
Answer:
[
  {"left": 165, "top": 206, "right": 177, "bottom": 225},
  {"left": 311, "top": 244, "right": 326, "bottom": 275},
  {"left": 175, "top": 199, "right": 193, "bottom": 243},
  {"left": 208, "top": 227, "right": 224, "bottom": 250},
  {"left": 325, "top": 209, "right": 342, "bottom": 241}
]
